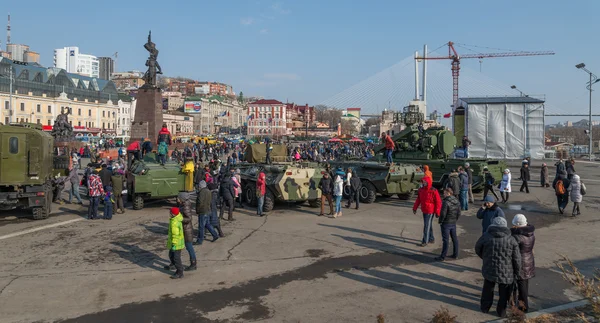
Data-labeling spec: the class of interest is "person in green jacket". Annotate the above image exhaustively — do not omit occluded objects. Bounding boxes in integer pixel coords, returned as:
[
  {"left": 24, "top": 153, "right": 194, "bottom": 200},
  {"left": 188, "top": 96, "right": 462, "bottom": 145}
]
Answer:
[{"left": 164, "top": 207, "right": 185, "bottom": 279}]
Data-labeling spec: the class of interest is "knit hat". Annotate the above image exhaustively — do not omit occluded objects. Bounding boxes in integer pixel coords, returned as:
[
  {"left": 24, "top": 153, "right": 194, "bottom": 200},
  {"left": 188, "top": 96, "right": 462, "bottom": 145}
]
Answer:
[
  {"left": 490, "top": 217, "right": 507, "bottom": 228},
  {"left": 198, "top": 180, "right": 207, "bottom": 189},
  {"left": 512, "top": 214, "right": 528, "bottom": 227},
  {"left": 464, "top": 162, "right": 470, "bottom": 167},
  {"left": 484, "top": 195, "right": 495, "bottom": 203},
  {"left": 170, "top": 207, "right": 180, "bottom": 216}
]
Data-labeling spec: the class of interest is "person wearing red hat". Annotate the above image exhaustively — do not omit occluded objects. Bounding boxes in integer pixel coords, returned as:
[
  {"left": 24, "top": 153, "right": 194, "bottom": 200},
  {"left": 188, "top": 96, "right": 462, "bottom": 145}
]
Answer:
[{"left": 164, "top": 207, "right": 185, "bottom": 279}]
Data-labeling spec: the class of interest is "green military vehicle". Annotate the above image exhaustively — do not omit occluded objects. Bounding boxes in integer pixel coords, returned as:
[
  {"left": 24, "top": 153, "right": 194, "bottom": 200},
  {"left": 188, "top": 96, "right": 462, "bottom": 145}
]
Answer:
[
  {"left": 126, "top": 153, "right": 188, "bottom": 210},
  {"left": 240, "top": 163, "right": 323, "bottom": 212},
  {"left": 0, "top": 123, "right": 54, "bottom": 219},
  {"left": 328, "top": 161, "right": 424, "bottom": 203},
  {"left": 375, "top": 106, "right": 505, "bottom": 191}
]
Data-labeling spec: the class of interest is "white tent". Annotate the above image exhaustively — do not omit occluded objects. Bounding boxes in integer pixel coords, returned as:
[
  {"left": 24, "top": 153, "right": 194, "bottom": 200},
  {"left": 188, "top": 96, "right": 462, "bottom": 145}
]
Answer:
[{"left": 455, "top": 97, "right": 545, "bottom": 159}]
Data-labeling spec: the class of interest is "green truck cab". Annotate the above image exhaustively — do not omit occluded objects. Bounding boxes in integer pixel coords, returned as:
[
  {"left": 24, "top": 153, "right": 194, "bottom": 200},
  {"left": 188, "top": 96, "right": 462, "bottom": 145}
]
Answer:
[{"left": 0, "top": 123, "right": 54, "bottom": 219}]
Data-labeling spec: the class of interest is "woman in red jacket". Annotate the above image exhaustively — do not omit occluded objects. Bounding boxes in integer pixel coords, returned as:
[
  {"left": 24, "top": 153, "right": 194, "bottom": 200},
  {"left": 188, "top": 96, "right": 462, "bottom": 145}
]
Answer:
[
  {"left": 256, "top": 172, "right": 266, "bottom": 217},
  {"left": 413, "top": 176, "right": 442, "bottom": 247}
]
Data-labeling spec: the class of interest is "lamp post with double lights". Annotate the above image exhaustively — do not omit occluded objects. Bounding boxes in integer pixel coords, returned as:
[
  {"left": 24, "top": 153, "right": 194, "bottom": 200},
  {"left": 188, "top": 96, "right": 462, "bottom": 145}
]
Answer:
[{"left": 575, "top": 63, "right": 600, "bottom": 161}]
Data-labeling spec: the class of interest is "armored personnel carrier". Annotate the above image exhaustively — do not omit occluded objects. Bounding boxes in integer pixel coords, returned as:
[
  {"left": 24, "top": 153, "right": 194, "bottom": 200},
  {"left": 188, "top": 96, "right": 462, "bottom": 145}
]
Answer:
[
  {"left": 375, "top": 106, "right": 505, "bottom": 191},
  {"left": 0, "top": 123, "right": 54, "bottom": 219},
  {"left": 328, "top": 161, "right": 423, "bottom": 203},
  {"left": 240, "top": 163, "right": 323, "bottom": 212}
]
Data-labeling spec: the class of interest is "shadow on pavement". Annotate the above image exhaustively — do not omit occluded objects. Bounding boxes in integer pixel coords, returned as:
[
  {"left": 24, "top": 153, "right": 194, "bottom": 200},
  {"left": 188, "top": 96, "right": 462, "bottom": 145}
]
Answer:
[
  {"left": 140, "top": 221, "right": 169, "bottom": 235},
  {"left": 110, "top": 241, "right": 169, "bottom": 273},
  {"left": 319, "top": 223, "right": 421, "bottom": 244}
]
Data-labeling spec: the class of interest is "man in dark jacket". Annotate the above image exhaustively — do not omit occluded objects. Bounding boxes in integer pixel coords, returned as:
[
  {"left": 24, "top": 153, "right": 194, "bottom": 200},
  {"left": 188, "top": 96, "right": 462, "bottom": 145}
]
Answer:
[
  {"left": 552, "top": 170, "right": 570, "bottom": 214},
  {"left": 157, "top": 123, "right": 172, "bottom": 146},
  {"left": 475, "top": 217, "right": 522, "bottom": 318},
  {"left": 436, "top": 188, "right": 460, "bottom": 261},
  {"left": 519, "top": 162, "right": 531, "bottom": 193},
  {"left": 141, "top": 139, "right": 153, "bottom": 157},
  {"left": 565, "top": 159, "right": 575, "bottom": 180},
  {"left": 482, "top": 167, "right": 499, "bottom": 201},
  {"left": 67, "top": 167, "right": 83, "bottom": 204},
  {"left": 346, "top": 170, "right": 362, "bottom": 210},
  {"left": 447, "top": 170, "right": 461, "bottom": 199},
  {"left": 458, "top": 167, "right": 469, "bottom": 211},
  {"left": 476, "top": 195, "right": 506, "bottom": 234},
  {"left": 176, "top": 192, "right": 197, "bottom": 270},
  {"left": 219, "top": 175, "right": 236, "bottom": 221},
  {"left": 195, "top": 181, "right": 218, "bottom": 244},
  {"left": 318, "top": 172, "right": 334, "bottom": 216},
  {"left": 98, "top": 164, "right": 112, "bottom": 191},
  {"left": 111, "top": 170, "right": 125, "bottom": 213}
]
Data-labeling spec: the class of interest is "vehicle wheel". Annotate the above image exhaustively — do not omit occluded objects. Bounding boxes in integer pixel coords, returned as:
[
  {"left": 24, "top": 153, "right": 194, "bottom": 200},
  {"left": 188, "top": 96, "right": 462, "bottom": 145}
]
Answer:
[
  {"left": 397, "top": 190, "right": 415, "bottom": 200},
  {"left": 32, "top": 184, "right": 52, "bottom": 220},
  {"left": 360, "top": 182, "right": 377, "bottom": 204},
  {"left": 245, "top": 184, "right": 258, "bottom": 207},
  {"left": 133, "top": 194, "right": 144, "bottom": 210},
  {"left": 308, "top": 198, "right": 321, "bottom": 208},
  {"left": 263, "top": 190, "right": 274, "bottom": 212}
]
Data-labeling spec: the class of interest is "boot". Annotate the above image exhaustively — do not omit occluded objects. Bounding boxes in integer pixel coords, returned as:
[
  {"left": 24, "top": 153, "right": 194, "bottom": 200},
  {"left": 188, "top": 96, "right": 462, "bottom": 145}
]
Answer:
[
  {"left": 185, "top": 260, "right": 197, "bottom": 271},
  {"left": 170, "top": 272, "right": 184, "bottom": 279}
]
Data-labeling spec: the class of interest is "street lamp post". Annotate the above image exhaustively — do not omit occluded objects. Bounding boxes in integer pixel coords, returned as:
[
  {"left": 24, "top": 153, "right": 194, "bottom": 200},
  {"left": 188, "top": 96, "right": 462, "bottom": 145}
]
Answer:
[
  {"left": 576, "top": 63, "right": 599, "bottom": 161},
  {"left": 510, "top": 85, "right": 528, "bottom": 97}
]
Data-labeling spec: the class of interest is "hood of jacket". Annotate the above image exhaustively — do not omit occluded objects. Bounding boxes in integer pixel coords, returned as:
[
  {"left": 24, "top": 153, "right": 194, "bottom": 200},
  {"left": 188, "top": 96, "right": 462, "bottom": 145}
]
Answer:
[
  {"left": 259, "top": 172, "right": 266, "bottom": 181},
  {"left": 424, "top": 165, "right": 430, "bottom": 172},
  {"left": 444, "top": 195, "right": 460, "bottom": 207},
  {"left": 487, "top": 225, "right": 511, "bottom": 237},
  {"left": 178, "top": 192, "right": 193, "bottom": 203},
  {"left": 571, "top": 174, "right": 580, "bottom": 183},
  {"left": 511, "top": 224, "right": 535, "bottom": 237},
  {"left": 421, "top": 176, "right": 432, "bottom": 189},
  {"left": 449, "top": 172, "right": 458, "bottom": 178}
]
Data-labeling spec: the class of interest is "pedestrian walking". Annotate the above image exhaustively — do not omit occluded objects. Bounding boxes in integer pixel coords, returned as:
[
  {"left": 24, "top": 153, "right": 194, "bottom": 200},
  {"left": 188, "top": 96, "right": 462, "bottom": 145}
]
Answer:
[
  {"left": 540, "top": 163, "right": 550, "bottom": 187},
  {"left": 318, "top": 172, "right": 334, "bottom": 216},
  {"left": 208, "top": 182, "right": 225, "bottom": 237},
  {"left": 233, "top": 169, "right": 243, "bottom": 208},
  {"left": 566, "top": 158, "right": 576, "bottom": 180},
  {"left": 182, "top": 157, "right": 195, "bottom": 192},
  {"left": 482, "top": 167, "right": 499, "bottom": 201},
  {"left": 196, "top": 181, "right": 218, "bottom": 244},
  {"left": 165, "top": 207, "right": 185, "bottom": 279},
  {"left": 499, "top": 169, "right": 512, "bottom": 203},
  {"left": 465, "top": 162, "right": 474, "bottom": 203},
  {"left": 446, "top": 170, "right": 461, "bottom": 199},
  {"left": 510, "top": 214, "right": 535, "bottom": 313},
  {"left": 552, "top": 170, "right": 570, "bottom": 214},
  {"left": 567, "top": 174, "right": 584, "bottom": 216},
  {"left": 423, "top": 165, "right": 433, "bottom": 182},
  {"left": 87, "top": 171, "right": 104, "bottom": 220},
  {"left": 519, "top": 162, "right": 530, "bottom": 193},
  {"left": 103, "top": 186, "right": 114, "bottom": 220},
  {"left": 256, "top": 171, "right": 266, "bottom": 216},
  {"left": 475, "top": 217, "right": 521, "bottom": 318},
  {"left": 111, "top": 170, "right": 125, "bottom": 213},
  {"left": 219, "top": 175, "right": 236, "bottom": 221},
  {"left": 332, "top": 168, "right": 345, "bottom": 218},
  {"left": 412, "top": 177, "right": 442, "bottom": 247},
  {"left": 476, "top": 195, "right": 505, "bottom": 234},
  {"left": 67, "top": 167, "right": 83, "bottom": 204},
  {"left": 346, "top": 169, "right": 361, "bottom": 210},
  {"left": 98, "top": 164, "right": 112, "bottom": 191},
  {"left": 458, "top": 167, "right": 469, "bottom": 210},
  {"left": 436, "top": 188, "right": 460, "bottom": 261},
  {"left": 176, "top": 192, "right": 197, "bottom": 271}
]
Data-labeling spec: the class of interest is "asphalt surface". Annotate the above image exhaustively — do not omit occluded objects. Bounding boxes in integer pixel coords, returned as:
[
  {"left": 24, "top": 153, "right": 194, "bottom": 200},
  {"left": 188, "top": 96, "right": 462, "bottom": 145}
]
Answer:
[{"left": 0, "top": 162, "right": 599, "bottom": 323}]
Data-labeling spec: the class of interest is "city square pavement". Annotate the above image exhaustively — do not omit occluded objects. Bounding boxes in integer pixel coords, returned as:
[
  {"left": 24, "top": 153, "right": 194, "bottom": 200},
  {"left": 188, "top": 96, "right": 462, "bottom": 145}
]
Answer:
[{"left": 0, "top": 162, "right": 599, "bottom": 323}]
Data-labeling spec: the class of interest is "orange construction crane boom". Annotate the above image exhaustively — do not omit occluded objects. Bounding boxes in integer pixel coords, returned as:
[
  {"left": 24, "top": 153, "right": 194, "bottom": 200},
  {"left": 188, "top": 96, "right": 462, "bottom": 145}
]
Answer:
[{"left": 418, "top": 41, "right": 555, "bottom": 108}]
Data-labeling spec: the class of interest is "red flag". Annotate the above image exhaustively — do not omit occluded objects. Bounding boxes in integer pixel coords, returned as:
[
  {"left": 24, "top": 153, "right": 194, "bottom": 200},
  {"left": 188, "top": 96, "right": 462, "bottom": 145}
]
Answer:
[
  {"left": 227, "top": 111, "right": 230, "bottom": 117},
  {"left": 443, "top": 113, "right": 451, "bottom": 118}
]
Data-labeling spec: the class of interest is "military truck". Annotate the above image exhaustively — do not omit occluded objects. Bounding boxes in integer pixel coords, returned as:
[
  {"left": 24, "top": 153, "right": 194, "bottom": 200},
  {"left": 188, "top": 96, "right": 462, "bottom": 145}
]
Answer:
[
  {"left": 240, "top": 163, "right": 323, "bottom": 212},
  {"left": 375, "top": 105, "right": 505, "bottom": 191},
  {"left": 0, "top": 123, "right": 54, "bottom": 219},
  {"left": 328, "top": 161, "right": 424, "bottom": 203},
  {"left": 126, "top": 153, "right": 187, "bottom": 210}
]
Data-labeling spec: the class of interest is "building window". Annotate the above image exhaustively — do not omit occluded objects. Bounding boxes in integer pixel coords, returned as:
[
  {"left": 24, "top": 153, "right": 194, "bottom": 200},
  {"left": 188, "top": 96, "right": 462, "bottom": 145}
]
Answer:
[
  {"left": 37, "top": 119, "right": 41, "bottom": 124},
  {"left": 78, "top": 121, "right": 81, "bottom": 126},
  {"left": 9, "top": 137, "right": 18, "bottom": 154},
  {"left": 103, "top": 111, "right": 105, "bottom": 117},
  {"left": 103, "top": 122, "right": 105, "bottom": 129},
  {"left": 88, "top": 110, "right": 91, "bottom": 116},
  {"left": 48, "top": 105, "right": 52, "bottom": 113},
  {"left": 4, "top": 101, "right": 8, "bottom": 109},
  {"left": 47, "top": 120, "right": 51, "bottom": 126},
  {"left": 78, "top": 108, "right": 81, "bottom": 116},
  {"left": 37, "top": 104, "right": 41, "bottom": 113},
  {"left": 20, "top": 103, "right": 25, "bottom": 111},
  {"left": 4, "top": 117, "right": 8, "bottom": 124}
]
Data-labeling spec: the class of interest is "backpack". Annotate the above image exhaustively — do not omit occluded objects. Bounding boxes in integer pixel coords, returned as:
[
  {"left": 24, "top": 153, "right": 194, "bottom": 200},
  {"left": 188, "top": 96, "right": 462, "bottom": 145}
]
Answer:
[
  {"left": 555, "top": 180, "right": 566, "bottom": 196},
  {"left": 580, "top": 182, "right": 587, "bottom": 196},
  {"left": 158, "top": 142, "right": 168, "bottom": 155}
]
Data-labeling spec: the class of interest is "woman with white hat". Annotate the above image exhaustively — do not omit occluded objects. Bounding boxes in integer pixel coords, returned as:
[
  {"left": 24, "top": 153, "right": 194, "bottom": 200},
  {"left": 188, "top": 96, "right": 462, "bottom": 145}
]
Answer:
[
  {"left": 511, "top": 214, "right": 535, "bottom": 313},
  {"left": 499, "top": 169, "right": 512, "bottom": 203}
]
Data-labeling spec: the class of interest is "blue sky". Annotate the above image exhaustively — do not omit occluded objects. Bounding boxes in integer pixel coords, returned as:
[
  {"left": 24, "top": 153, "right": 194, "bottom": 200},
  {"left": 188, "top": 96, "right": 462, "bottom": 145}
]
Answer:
[{"left": 4, "top": 0, "right": 599, "bottom": 122}]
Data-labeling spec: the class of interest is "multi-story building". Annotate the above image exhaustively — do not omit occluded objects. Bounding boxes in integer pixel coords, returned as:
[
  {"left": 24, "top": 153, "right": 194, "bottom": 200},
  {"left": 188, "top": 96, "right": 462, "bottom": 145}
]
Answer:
[
  {"left": 285, "top": 103, "right": 315, "bottom": 132},
  {"left": 5, "top": 44, "right": 39, "bottom": 63},
  {"left": 98, "top": 57, "right": 115, "bottom": 80},
  {"left": 54, "top": 47, "right": 100, "bottom": 78},
  {"left": 162, "top": 91, "right": 184, "bottom": 111},
  {"left": 111, "top": 71, "right": 145, "bottom": 91},
  {"left": 185, "top": 97, "right": 245, "bottom": 134},
  {"left": 0, "top": 57, "right": 119, "bottom": 137},
  {"left": 167, "top": 80, "right": 235, "bottom": 97},
  {"left": 116, "top": 96, "right": 135, "bottom": 138},
  {"left": 163, "top": 112, "right": 194, "bottom": 136},
  {"left": 247, "top": 99, "right": 286, "bottom": 136}
]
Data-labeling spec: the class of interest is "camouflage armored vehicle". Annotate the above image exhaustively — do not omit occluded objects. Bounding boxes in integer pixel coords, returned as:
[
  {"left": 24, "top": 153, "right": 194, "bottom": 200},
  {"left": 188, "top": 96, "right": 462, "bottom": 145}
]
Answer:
[
  {"left": 375, "top": 106, "right": 505, "bottom": 191},
  {"left": 0, "top": 123, "right": 54, "bottom": 219},
  {"left": 240, "top": 163, "right": 323, "bottom": 212},
  {"left": 328, "top": 161, "right": 424, "bottom": 202},
  {"left": 126, "top": 153, "right": 187, "bottom": 210}
]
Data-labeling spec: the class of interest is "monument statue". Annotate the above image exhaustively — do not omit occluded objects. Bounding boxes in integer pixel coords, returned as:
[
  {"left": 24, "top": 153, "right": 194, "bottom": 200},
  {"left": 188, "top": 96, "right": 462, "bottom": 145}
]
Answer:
[
  {"left": 51, "top": 107, "right": 74, "bottom": 142},
  {"left": 142, "top": 31, "right": 162, "bottom": 88}
]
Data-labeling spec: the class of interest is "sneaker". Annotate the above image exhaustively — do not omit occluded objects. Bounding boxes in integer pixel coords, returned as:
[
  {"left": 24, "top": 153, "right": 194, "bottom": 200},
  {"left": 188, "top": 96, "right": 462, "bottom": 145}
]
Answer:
[
  {"left": 434, "top": 256, "right": 445, "bottom": 261},
  {"left": 170, "top": 273, "right": 183, "bottom": 279},
  {"left": 418, "top": 243, "right": 428, "bottom": 247}
]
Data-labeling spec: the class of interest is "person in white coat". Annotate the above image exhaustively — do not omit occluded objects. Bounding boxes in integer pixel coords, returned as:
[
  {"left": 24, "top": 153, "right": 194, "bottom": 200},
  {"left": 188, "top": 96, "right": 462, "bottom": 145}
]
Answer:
[
  {"left": 499, "top": 169, "right": 512, "bottom": 204},
  {"left": 332, "top": 168, "right": 345, "bottom": 218},
  {"left": 567, "top": 174, "right": 584, "bottom": 216}
]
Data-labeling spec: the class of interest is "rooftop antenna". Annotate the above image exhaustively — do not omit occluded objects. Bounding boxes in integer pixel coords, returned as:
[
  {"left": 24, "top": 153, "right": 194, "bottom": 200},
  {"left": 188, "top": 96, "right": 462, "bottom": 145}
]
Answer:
[{"left": 6, "top": 13, "right": 11, "bottom": 49}]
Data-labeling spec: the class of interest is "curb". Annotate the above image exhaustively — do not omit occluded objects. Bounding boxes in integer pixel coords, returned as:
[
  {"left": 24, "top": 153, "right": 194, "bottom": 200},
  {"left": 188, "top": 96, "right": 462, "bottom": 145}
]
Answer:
[{"left": 486, "top": 299, "right": 589, "bottom": 323}]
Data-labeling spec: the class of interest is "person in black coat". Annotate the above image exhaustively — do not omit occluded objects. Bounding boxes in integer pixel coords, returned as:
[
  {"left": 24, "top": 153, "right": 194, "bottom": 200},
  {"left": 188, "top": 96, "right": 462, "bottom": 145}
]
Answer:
[
  {"left": 219, "top": 175, "right": 236, "bottom": 221},
  {"left": 436, "top": 188, "right": 460, "bottom": 261},
  {"left": 552, "top": 170, "right": 570, "bottom": 214},
  {"left": 346, "top": 169, "right": 362, "bottom": 210},
  {"left": 519, "top": 163, "right": 531, "bottom": 193},
  {"left": 318, "top": 172, "right": 334, "bottom": 216},
  {"left": 208, "top": 182, "right": 225, "bottom": 238},
  {"left": 510, "top": 214, "right": 535, "bottom": 313}
]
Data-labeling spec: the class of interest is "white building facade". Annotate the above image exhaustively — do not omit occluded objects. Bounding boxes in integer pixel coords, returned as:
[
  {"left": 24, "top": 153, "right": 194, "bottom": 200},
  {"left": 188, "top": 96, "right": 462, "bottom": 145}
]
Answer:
[
  {"left": 54, "top": 47, "right": 99, "bottom": 78},
  {"left": 189, "top": 98, "right": 245, "bottom": 134},
  {"left": 116, "top": 99, "right": 135, "bottom": 139},
  {"left": 247, "top": 99, "right": 287, "bottom": 136}
]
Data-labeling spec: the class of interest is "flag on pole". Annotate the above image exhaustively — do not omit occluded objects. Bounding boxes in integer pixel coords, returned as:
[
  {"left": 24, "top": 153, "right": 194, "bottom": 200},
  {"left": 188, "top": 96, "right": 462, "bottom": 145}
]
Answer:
[
  {"left": 227, "top": 111, "right": 230, "bottom": 117},
  {"left": 443, "top": 113, "right": 451, "bottom": 118},
  {"left": 220, "top": 111, "right": 227, "bottom": 117}
]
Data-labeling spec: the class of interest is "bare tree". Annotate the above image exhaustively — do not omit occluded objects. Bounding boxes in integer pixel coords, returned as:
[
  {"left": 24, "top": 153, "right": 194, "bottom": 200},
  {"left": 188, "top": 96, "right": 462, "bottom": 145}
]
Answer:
[
  {"left": 340, "top": 119, "right": 358, "bottom": 135},
  {"left": 365, "top": 117, "right": 380, "bottom": 128}
]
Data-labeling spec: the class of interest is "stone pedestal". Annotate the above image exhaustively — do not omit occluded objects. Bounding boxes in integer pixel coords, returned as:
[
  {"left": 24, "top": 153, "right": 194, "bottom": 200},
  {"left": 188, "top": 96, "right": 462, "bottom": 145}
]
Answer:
[{"left": 129, "top": 87, "right": 163, "bottom": 145}]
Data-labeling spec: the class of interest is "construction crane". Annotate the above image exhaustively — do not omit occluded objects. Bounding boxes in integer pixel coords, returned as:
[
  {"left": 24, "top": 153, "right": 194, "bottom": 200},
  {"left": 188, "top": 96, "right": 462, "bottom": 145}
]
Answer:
[{"left": 417, "top": 41, "right": 555, "bottom": 108}]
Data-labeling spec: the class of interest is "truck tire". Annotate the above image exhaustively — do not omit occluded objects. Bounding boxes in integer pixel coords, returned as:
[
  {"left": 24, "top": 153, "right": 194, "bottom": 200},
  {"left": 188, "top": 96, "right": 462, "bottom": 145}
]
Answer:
[
  {"left": 263, "top": 190, "right": 274, "bottom": 212},
  {"left": 245, "top": 184, "right": 258, "bottom": 207},
  {"left": 308, "top": 198, "right": 321, "bottom": 208},
  {"left": 360, "top": 182, "right": 377, "bottom": 204},
  {"left": 398, "top": 190, "right": 415, "bottom": 200},
  {"left": 133, "top": 194, "right": 144, "bottom": 210},
  {"left": 32, "top": 185, "right": 52, "bottom": 220}
]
